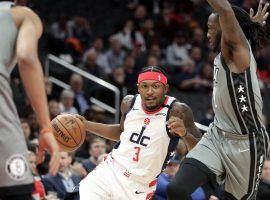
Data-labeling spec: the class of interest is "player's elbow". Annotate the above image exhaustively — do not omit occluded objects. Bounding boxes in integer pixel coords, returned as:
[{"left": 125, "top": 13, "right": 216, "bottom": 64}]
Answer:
[{"left": 17, "top": 52, "right": 38, "bottom": 68}]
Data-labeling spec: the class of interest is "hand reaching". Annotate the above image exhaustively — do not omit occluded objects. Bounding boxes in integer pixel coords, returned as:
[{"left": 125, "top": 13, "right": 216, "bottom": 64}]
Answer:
[
  {"left": 74, "top": 114, "right": 88, "bottom": 126},
  {"left": 37, "top": 130, "right": 60, "bottom": 176},
  {"left": 250, "top": 0, "right": 269, "bottom": 26}
]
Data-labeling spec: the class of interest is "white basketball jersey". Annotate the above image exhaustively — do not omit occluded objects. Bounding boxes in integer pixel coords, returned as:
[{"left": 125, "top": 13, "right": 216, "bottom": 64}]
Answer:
[{"left": 112, "top": 95, "right": 179, "bottom": 183}]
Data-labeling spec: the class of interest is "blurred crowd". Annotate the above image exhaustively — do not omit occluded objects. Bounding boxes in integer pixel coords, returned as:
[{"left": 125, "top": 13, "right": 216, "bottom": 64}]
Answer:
[{"left": 9, "top": 0, "right": 270, "bottom": 199}]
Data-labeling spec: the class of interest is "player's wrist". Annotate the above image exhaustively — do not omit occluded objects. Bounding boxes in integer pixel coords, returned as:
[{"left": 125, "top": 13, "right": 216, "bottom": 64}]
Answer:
[{"left": 40, "top": 127, "right": 52, "bottom": 134}]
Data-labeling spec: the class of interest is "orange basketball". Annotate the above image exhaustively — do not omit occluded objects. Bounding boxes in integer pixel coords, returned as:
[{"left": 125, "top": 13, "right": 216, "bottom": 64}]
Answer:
[{"left": 51, "top": 114, "right": 86, "bottom": 152}]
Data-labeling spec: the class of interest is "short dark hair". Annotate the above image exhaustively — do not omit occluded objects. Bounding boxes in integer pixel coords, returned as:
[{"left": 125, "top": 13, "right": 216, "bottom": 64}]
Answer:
[
  {"left": 140, "top": 66, "right": 167, "bottom": 77},
  {"left": 231, "top": 5, "right": 269, "bottom": 49}
]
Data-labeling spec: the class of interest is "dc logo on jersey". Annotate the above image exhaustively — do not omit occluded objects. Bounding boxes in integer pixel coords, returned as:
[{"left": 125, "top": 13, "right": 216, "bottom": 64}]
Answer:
[
  {"left": 130, "top": 125, "right": 150, "bottom": 147},
  {"left": 144, "top": 118, "right": 150, "bottom": 125},
  {"left": 5, "top": 154, "right": 28, "bottom": 181}
]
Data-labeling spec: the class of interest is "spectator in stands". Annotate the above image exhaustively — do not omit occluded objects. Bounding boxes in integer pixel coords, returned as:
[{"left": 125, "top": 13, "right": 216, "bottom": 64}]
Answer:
[
  {"left": 81, "top": 50, "right": 107, "bottom": 80},
  {"left": 257, "top": 158, "right": 270, "bottom": 199},
  {"left": 189, "top": 46, "right": 203, "bottom": 71},
  {"left": 173, "top": 57, "right": 212, "bottom": 93},
  {"left": 156, "top": 7, "right": 181, "bottom": 48},
  {"left": 27, "top": 112, "right": 40, "bottom": 140},
  {"left": 166, "top": 31, "right": 190, "bottom": 69},
  {"left": 28, "top": 151, "right": 46, "bottom": 200},
  {"left": 154, "top": 155, "right": 181, "bottom": 200},
  {"left": 48, "top": 100, "right": 60, "bottom": 120},
  {"left": 147, "top": 55, "right": 159, "bottom": 66},
  {"left": 199, "top": 106, "right": 214, "bottom": 127},
  {"left": 84, "top": 37, "right": 104, "bottom": 64},
  {"left": 21, "top": 119, "right": 39, "bottom": 150},
  {"left": 191, "top": 27, "right": 205, "bottom": 48},
  {"left": 69, "top": 73, "right": 91, "bottom": 114},
  {"left": 122, "top": 54, "right": 137, "bottom": 94},
  {"left": 132, "top": 42, "right": 148, "bottom": 72},
  {"left": 139, "top": 18, "right": 158, "bottom": 50},
  {"left": 113, "top": 19, "right": 144, "bottom": 51},
  {"left": 67, "top": 16, "right": 92, "bottom": 49},
  {"left": 59, "top": 89, "right": 78, "bottom": 114},
  {"left": 42, "top": 152, "right": 81, "bottom": 200},
  {"left": 109, "top": 66, "right": 128, "bottom": 101},
  {"left": 132, "top": 4, "right": 148, "bottom": 30},
  {"left": 81, "top": 137, "right": 106, "bottom": 173},
  {"left": 49, "top": 15, "right": 69, "bottom": 55},
  {"left": 148, "top": 43, "right": 165, "bottom": 66},
  {"left": 88, "top": 105, "right": 108, "bottom": 123},
  {"left": 198, "top": 62, "right": 213, "bottom": 93},
  {"left": 154, "top": 139, "right": 206, "bottom": 200},
  {"left": 95, "top": 66, "right": 127, "bottom": 109},
  {"left": 44, "top": 77, "right": 59, "bottom": 101},
  {"left": 21, "top": 118, "right": 32, "bottom": 142},
  {"left": 98, "top": 36, "right": 126, "bottom": 75}
]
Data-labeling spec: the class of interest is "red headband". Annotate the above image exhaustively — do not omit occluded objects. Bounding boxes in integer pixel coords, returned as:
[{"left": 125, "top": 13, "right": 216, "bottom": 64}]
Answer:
[{"left": 138, "top": 71, "right": 167, "bottom": 85}]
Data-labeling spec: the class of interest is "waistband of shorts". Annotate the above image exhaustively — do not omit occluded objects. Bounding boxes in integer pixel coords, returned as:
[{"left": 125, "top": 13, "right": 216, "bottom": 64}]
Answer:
[
  {"left": 108, "top": 153, "right": 157, "bottom": 187},
  {"left": 214, "top": 125, "right": 251, "bottom": 140}
]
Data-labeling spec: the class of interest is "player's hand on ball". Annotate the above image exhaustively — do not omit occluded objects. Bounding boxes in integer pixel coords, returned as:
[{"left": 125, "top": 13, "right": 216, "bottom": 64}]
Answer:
[
  {"left": 167, "top": 116, "right": 187, "bottom": 137},
  {"left": 37, "top": 129, "right": 60, "bottom": 176},
  {"left": 74, "top": 114, "right": 88, "bottom": 126}
]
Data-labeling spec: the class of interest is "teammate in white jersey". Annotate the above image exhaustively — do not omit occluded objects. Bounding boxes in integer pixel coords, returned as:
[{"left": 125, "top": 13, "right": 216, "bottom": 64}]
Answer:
[{"left": 77, "top": 66, "right": 201, "bottom": 200}]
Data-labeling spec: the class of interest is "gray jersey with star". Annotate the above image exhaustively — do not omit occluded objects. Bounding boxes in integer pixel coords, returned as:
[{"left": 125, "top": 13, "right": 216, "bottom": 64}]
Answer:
[{"left": 212, "top": 48, "right": 263, "bottom": 135}]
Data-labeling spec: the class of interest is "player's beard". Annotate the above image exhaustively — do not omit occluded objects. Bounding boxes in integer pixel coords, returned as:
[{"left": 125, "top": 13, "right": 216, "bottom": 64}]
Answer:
[{"left": 144, "top": 96, "right": 165, "bottom": 111}]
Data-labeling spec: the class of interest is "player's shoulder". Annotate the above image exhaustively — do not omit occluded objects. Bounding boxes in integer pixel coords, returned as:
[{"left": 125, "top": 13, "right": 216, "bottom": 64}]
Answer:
[
  {"left": 121, "top": 95, "right": 136, "bottom": 114},
  {"left": 170, "top": 101, "right": 193, "bottom": 117},
  {"left": 12, "top": 5, "right": 36, "bottom": 16},
  {"left": 12, "top": 5, "right": 41, "bottom": 23},
  {"left": 11, "top": 5, "right": 42, "bottom": 36}
]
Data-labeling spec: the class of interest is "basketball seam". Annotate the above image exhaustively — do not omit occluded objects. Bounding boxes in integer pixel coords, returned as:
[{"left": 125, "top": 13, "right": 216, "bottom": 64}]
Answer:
[
  {"left": 56, "top": 118, "right": 79, "bottom": 145},
  {"left": 75, "top": 118, "right": 84, "bottom": 145}
]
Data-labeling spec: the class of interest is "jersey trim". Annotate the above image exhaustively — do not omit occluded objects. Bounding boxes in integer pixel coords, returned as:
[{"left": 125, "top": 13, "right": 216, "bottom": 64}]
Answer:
[
  {"left": 123, "top": 94, "right": 138, "bottom": 121},
  {"left": 222, "top": 56, "right": 260, "bottom": 135},
  {"left": 165, "top": 99, "right": 177, "bottom": 139},
  {"left": 113, "top": 141, "right": 121, "bottom": 149},
  {"left": 246, "top": 69, "right": 261, "bottom": 131}
]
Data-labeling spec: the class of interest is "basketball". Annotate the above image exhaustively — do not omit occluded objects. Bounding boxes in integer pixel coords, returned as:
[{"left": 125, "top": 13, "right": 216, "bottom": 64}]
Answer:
[{"left": 51, "top": 114, "right": 86, "bottom": 152}]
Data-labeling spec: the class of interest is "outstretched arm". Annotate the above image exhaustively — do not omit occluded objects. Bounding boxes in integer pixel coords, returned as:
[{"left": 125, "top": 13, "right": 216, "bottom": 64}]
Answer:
[
  {"left": 167, "top": 102, "right": 202, "bottom": 151},
  {"left": 207, "top": 0, "right": 250, "bottom": 73},
  {"left": 76, "top": 95, "right": 134, "bottom": 141}
]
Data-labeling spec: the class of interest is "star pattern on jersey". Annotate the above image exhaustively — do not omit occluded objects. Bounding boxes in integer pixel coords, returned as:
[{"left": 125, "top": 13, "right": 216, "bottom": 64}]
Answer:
[
  {"left": 239, "top": 95, "right": 246, "bottom": 103},
  {"left": 241, "top": 105, "right": 248, "bottom": 112},
  {"left": 237, "top": 85, "right": 245, "bottom": 93}
]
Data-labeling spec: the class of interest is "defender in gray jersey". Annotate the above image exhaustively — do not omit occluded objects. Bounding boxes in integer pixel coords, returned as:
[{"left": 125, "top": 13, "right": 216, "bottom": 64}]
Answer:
[
  {"left": 0, "top": 1, "right": 60, "bottom": 199},
  {"left": 167, "top": 1, "right": 269, "bottom": 200}
]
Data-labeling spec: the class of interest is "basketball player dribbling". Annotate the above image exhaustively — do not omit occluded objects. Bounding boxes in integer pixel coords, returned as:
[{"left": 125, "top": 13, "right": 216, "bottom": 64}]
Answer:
[
  {"left": 0, "top": 1, "right": 60, "bottom": 199},
  {"left": 76, "top": 66, "right": 202, "bottom": 200},
  {"left": 167, "top": 0, "right": 270, "bottom": 199}
]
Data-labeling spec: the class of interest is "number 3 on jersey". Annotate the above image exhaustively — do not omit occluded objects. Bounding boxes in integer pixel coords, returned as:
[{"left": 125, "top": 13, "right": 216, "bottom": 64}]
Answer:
[
  {"left": 130, "top": 126, "right": 150, "bottom": 162},
  {"left": 133, "top": 146, "right": 140, "bottom": 162}
]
